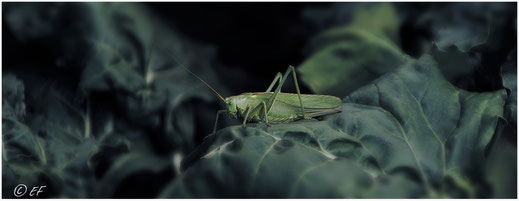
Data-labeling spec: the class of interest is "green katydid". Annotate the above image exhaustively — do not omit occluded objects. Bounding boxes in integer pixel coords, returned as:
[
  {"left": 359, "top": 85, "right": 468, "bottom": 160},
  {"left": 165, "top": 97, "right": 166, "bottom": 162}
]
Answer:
[{"left": 183, "top": 65, "right": 342, "bottom": 132}]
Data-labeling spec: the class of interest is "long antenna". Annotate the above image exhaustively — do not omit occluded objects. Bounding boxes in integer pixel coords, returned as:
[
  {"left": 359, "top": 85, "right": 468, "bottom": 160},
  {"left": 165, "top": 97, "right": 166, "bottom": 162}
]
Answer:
[
  {"left": 181, "top": 64, "right": 226, "bottom": 102},
  {"left": 170, "top": 58, "right": 225, "bottom": 103},
  {"left": 142, "top": 32, "right": 225, "bottom": 103}
]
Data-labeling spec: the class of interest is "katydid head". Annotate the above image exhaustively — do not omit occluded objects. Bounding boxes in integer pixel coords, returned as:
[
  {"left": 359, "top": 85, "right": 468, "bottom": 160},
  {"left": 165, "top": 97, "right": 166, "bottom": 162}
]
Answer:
[
  {"left": 225, "top": 94, "right": 250, "bottom": 118},
  {"left": 225, "top": 97, "right": 238, "bottom": 119}
]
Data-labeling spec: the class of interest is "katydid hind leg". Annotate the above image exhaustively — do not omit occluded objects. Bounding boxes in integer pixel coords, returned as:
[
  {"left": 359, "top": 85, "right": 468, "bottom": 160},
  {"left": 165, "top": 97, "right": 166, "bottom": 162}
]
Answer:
[
  {"left": 266, "top": 72, "right": 282, "bottom": 92},
  {"left": 289, "top": 65, "right": 307, "bottom": 119},
  {"left": 264, "top": 67, "right": 291, "bottom": 115},
  {"left": 306, "top": 108, "right": 342, "bottom": 118},
  {"left": 264, "top": 66, "right": 307, "bottom": 119}
]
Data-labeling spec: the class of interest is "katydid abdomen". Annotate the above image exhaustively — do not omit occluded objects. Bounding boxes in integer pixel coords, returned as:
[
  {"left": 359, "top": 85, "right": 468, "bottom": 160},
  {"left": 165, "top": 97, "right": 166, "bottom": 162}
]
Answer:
[{"left": 226, "top": 92, "right": 342, "bottom": 123}]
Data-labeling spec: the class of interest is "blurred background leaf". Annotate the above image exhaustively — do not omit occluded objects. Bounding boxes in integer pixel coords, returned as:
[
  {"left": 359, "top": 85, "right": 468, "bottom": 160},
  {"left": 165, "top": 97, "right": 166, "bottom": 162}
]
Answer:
[{"left": 298, "top": 3, "right": 409, "bottom": 98}]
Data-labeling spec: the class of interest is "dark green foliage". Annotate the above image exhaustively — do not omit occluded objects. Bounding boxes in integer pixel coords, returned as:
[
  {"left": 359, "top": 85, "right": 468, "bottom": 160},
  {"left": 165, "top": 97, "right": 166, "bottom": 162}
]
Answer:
[
  {"left": 2, "top": 2, "right": 516, "bottom": 198},
  {"left": 3, "top": 2, "right": 225, "bottom": 198}
]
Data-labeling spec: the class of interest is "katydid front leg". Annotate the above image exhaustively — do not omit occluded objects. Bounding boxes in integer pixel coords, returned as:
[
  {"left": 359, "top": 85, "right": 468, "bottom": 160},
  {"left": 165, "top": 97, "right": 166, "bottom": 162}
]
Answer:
[
  {"left": 212, "top": 110, "right": 227, "bottom": 133},
  {"left": 246, "top": 99, "right": 273, "bottom": 128},
  {"left": 262, "top": 101, "right": 272, "bottom": 127},
  {"left": 241, "top": 105, "right": 251, "bottom": 128}
]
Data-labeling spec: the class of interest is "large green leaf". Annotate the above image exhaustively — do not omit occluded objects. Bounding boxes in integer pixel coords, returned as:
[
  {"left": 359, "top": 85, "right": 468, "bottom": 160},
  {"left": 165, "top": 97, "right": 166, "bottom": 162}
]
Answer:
[
  {"left": 160, "top": 55, "right": 506, "bottom": 198},
  {"left": 344, "top": 55, "right": 506, "bottom": 198}
]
